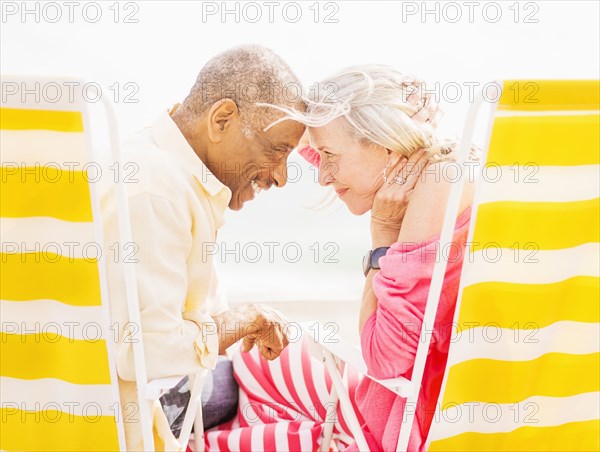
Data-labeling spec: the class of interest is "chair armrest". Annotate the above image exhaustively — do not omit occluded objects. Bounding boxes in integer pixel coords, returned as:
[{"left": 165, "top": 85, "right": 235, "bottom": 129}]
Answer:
[
  {"left": 145, "top": 376, "right": 186, "bottom": 400},
  {"left": 301, "top": 322, "right": 416, "bottom": 398}
]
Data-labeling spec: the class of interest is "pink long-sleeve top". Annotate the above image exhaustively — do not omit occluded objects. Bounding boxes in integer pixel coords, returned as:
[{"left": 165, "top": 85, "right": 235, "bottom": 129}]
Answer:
[{"left": 349, "top": 206, "right": 472, "bottom": 452}]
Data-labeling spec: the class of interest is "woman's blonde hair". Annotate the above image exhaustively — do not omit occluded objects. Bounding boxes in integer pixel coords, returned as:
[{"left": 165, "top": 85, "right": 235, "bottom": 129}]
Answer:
[{"left": 264, "top": 64, "right": 474, "bottom": 162}]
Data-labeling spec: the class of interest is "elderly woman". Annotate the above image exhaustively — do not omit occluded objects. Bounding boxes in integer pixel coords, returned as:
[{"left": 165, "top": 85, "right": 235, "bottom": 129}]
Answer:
[{"left": 205, "top": 65, "right": 476, "bottom": 451}]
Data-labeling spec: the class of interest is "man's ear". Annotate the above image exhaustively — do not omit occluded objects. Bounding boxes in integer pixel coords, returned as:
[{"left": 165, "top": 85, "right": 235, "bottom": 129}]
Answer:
[{"left": 207, "top": 98, "right": 239, "bottom": 143}]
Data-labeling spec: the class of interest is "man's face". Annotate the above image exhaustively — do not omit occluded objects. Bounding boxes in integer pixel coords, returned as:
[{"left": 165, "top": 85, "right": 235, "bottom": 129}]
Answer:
[{"left": 208, "top": 108, "right": 305, "bottom": 210}]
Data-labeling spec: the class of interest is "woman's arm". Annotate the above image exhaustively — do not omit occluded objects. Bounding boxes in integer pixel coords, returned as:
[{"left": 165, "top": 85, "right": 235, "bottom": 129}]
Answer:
[
  {"left": 360, "top": 161, "right": 475, "bottom": 330},
  {"left": 358, "top": 150, "right": 429, "bottom": 332},
  {"left": 359, "top": 162, "right": 474, "bottom": 378},
  {"left": 397, "top": 163, "right": 473, "bottom": 244},
  {"left": 358, "top": 225, "right": 402, "bottom": 332}
]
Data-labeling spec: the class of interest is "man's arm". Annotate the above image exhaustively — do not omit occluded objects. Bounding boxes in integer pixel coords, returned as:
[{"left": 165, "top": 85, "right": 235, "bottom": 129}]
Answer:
[{"left": 108, "top": 191, "right": 289, "bottom": 378}]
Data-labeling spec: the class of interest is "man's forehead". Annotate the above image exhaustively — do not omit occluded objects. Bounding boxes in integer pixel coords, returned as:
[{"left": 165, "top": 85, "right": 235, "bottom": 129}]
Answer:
[{"left": 264, "top": 119, "right": 305, "bottom": 144}]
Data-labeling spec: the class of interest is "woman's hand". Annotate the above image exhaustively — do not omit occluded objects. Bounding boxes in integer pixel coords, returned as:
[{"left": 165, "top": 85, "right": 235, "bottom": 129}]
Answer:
[{"left": 370, "top": 149, "right": 430, "bottom": 248}]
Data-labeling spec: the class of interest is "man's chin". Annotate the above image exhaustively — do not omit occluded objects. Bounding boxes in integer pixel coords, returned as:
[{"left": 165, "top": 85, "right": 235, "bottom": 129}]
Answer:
[
  {"left": 228, "top": 189, "right": 252, "bottom": 211},
  {"left": 228, "top": 198, "right": 244, "bottom": 211}
]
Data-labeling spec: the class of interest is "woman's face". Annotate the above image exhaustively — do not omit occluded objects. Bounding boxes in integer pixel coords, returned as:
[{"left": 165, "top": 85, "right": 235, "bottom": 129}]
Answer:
[{"left": 309, "top": 118, "right": 389, "bottom": 215}]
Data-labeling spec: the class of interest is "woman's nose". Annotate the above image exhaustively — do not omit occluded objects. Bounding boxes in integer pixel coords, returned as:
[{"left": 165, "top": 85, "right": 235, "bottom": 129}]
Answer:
[{"left": 318, "top": 162, "right": 336, "bottom": 187}]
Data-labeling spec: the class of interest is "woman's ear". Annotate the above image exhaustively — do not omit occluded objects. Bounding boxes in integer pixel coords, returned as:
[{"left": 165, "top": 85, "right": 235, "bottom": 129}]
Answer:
[
  {"left": 386, "top": 149, "right": 403, "bottom": 164},
  {"left": 386, "top": 151, "right": 403, "bottom": 166}
]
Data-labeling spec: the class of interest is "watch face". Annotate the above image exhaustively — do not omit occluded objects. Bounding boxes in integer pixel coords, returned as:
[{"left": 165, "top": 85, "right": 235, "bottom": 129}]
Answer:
[
  {"left": 371, "top": 247, "right": 390, "bottom": 270},
  {"left": 362, "top": 250, "right": 372, "bottom": 275}
]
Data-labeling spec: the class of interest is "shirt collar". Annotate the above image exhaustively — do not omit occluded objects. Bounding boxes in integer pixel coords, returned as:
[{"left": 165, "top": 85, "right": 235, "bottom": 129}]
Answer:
[
  {"left": 151, "top": 109, "right": 232, "bottom": 198},
  {"left": 151, "top": 109, "right": 232, "bottom": 227}
]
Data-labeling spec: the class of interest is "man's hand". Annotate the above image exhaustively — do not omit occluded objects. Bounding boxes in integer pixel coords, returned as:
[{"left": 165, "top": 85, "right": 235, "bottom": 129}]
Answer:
[
  {"left": 212, "top": 304, "right": 290, "bottom": 361},
  {"left": 240, "top": 305, "right": 290, "bottom": 360}
]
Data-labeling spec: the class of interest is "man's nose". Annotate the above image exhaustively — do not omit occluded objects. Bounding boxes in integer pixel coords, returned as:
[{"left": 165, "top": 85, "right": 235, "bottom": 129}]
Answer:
[{"left": 273, "top": 158, "right": 288, "bottom": 188}]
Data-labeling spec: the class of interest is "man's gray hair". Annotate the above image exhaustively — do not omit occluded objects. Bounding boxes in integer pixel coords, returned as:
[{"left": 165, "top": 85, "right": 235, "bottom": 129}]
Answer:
[{"left": 181, "top": 44, "right": 305, "bottom": 135}]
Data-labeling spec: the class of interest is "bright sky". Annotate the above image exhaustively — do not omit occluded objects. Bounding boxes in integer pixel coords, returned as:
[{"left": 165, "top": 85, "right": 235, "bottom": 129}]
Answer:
[{"left": 2, "top": 0, "right": 599, "bottom": 302}]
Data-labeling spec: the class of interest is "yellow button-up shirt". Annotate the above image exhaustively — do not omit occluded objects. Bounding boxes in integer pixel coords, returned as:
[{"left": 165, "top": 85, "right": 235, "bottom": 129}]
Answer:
[
  {"left": 98, "top": 110, "right": 232, "bottom": 449},
  {"left": 99, "top": 109, "right": 231, "bottom": 380}
]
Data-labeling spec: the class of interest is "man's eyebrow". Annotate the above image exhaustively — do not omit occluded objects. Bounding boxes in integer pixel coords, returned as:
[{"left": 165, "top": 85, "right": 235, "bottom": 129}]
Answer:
[{"left": 275, "top": 142, "right": 295, "bottom": 151}]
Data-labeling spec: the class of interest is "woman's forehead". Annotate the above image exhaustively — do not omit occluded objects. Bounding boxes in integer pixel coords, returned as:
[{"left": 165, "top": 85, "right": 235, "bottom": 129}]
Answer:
[{"left": 308, "top": 120, "right": 350, "bottom": 146}]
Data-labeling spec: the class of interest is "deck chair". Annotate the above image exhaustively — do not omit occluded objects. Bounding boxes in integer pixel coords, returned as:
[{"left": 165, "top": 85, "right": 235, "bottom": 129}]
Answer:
[
  {"left": 0, "top": 75, "right": 206, "bottom": 451},
  {"left": 426, "top": 79, "right": 600, "bottom": 451},
  {"left": 304, "top": 79, "right": 600, "bottom": 451}
]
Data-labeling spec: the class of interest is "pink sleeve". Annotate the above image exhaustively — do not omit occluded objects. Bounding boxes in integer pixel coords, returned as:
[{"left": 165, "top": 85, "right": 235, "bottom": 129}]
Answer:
[
  {"left": 360, "top": 242, "right": 437, "bottom": 380},
  {"left": 298, "top": 145, "right": 321, "bottom": 166},
  {"left": 360, "top": 209, "right": 471, "bottom": 380}
]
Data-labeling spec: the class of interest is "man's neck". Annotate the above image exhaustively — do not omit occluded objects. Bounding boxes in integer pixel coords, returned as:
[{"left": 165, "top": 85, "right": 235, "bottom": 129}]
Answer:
[{"left": 170, "top": 105, "right": 209, "bottom": 164}]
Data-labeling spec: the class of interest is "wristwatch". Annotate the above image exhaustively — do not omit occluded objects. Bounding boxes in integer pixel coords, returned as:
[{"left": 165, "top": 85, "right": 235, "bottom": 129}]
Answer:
[{"left": 362, "top": 247, "right": 390, "bottom": 276}]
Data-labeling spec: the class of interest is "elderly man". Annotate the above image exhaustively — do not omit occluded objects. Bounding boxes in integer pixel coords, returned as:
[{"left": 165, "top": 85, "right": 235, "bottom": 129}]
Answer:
[{"left": 98, "top": 44, "right": 306, "bottom": 449}]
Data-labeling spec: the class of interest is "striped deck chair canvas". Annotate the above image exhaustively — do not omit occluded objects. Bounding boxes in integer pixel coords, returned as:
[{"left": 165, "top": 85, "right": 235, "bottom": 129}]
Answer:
[
  {"left": 0, "top": 76, "right": 128, "bottom": 451},
  {"left": 427, "top": 80, "right": 600, "bottom": 451}
]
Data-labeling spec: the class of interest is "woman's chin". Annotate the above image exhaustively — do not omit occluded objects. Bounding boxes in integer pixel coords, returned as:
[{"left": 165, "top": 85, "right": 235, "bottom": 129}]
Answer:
[{"left": 344, "top": 200, "right": 370, "bottom": 216}]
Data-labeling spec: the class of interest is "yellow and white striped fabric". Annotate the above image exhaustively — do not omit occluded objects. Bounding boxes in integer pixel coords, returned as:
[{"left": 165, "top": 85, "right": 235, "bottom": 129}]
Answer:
[
  {"left": 0, "top": 76, "right": 125, "bottom": 451},
  {"left": 428, "top": 80, "right": 600, "bottom": 451}
]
